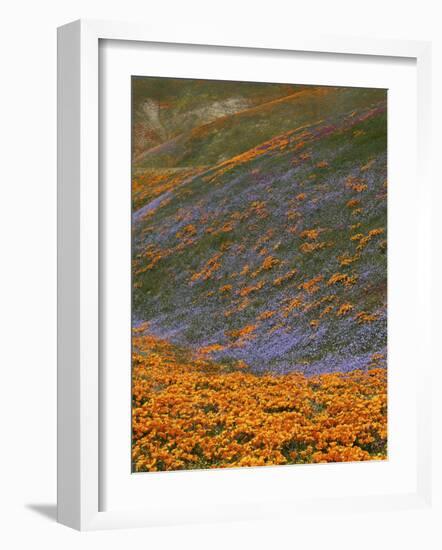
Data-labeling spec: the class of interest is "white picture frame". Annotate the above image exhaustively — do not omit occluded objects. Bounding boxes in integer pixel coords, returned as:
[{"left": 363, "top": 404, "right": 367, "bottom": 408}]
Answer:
[{"left": 57, "top": 19, "right": 432, "bottom": 531}]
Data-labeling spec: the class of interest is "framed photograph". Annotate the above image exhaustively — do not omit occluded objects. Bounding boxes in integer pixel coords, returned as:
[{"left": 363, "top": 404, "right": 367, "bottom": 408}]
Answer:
[{"left": 57, "top": 19, "right": 432, "bottom": 530}]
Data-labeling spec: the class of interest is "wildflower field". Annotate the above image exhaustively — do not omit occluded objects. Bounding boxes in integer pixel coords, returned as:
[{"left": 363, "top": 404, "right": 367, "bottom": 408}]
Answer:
[{"left": 131, "top": 78, "right": 388, "bottom": 471}]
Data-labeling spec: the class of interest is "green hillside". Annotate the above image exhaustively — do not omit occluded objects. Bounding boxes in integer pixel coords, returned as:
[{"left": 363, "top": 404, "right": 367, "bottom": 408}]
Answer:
[{"left": 132, "top": 81, "right": 387, "bottom": 375}]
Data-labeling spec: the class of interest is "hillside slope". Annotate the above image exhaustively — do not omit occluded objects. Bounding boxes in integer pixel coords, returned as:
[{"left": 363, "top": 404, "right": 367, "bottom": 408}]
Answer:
[
  {"left": 134, "top": 86, "right": 385, "bottom": 170},
  {"left": 132, "top": 92, "right": 387, "bottom": 375},
  {"left": 132, "top": 78, "right": 306, "bottom": 161}
]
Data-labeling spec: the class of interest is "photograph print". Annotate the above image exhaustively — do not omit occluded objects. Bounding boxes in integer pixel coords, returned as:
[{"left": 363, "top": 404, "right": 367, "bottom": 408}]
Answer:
[{"left": 131, "top": 77, "right": 387, "bottom": 472}]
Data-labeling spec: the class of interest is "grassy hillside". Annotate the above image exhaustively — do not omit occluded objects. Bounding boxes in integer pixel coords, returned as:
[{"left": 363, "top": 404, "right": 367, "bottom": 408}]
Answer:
[
  {"left": 134, "top": 85, "right": 385, "bottom": 170},
  {"left": 132, "top": 86, "right": 387, "bottom": 376}
]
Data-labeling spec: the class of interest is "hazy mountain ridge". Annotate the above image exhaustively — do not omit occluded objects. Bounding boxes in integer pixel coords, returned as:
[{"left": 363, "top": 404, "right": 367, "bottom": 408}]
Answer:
[{"left": 132, "top": 78, "right": 307, "bottom": 160}]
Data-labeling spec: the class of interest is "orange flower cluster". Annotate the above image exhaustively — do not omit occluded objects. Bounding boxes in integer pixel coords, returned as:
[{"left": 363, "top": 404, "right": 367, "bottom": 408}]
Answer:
[
  {"left": 337, "top": 303, "right": 354, "bottom": 316},
  {"left": 338, "top": 253, "right": 360, "bottom": 267},
  {"left": 132, "top": 334, "right": 387, "bottom": 472},
  {"left": 238, "top": 281, "right": 265, "bottom": 297},
  {"left": 299, "top": 228, "right": 321, "bottom": 240},
  {"left": 298, "top": 275, "right": 323, "bottom": 294},
  {"left": 260, "top": 255, "right": 280, "bottom": 271},
  {"left": 355, "top": 311, "right": 378, "bottom": 324},
  {"left": 345, "top": 175, "right": 368, "bottom": 193},
  {"left": 354, "top": 228, "right": 385, "bottom": 252},
  {"left": 273, "top": 269, "right": 297, "bottom": 287},
  {"left": 189, "top": 252, "right": 222, "bottom": 283},
  {"left": 132, "top": 168, "right": 201, "bottom": 210},
  {"left": 299, "top": 241, "right": 331, "bottom": 254},
  {"left": 327, "top": 272, "right": 358, "bottom": 287},
  {"left": 134, "top": 244, "right": 171, "bottom": 275},
  {"left": 226, "top": 323, "right": 258, "bottom": 342}
]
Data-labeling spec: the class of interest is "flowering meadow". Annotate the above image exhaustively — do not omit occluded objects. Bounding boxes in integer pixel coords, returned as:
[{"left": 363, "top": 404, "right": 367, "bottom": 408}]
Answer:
[
  {"left": 131, "top": 78, "right": 388, "bottom": 471},
  {"left": 132, "top": 331, "right": 386, "bottom": 471}
]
